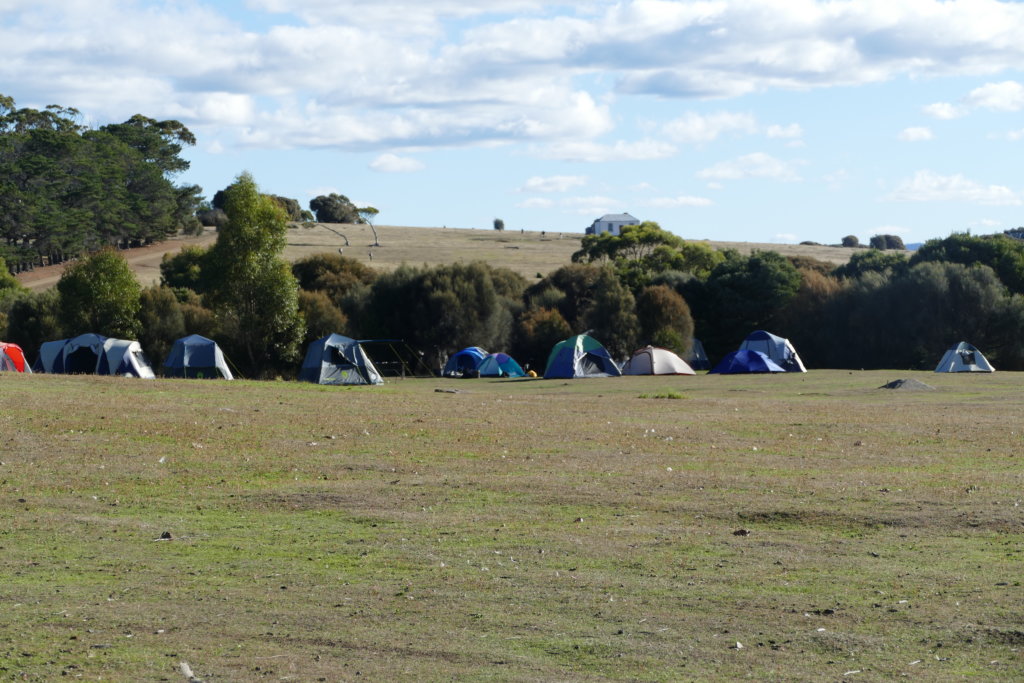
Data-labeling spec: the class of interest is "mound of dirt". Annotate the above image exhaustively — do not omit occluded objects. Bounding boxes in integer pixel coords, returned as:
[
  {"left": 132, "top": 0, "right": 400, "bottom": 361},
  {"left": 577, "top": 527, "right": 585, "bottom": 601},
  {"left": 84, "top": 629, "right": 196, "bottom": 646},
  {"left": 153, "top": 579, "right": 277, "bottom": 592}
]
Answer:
[{"left": 878, "top": 378, "right": 935, "bottom": 391}]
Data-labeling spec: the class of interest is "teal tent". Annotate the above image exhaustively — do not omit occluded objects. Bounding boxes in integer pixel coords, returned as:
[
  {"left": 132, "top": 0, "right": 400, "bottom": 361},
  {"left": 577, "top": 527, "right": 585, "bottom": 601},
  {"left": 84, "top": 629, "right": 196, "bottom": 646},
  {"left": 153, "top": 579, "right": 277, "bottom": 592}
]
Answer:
[
  {"left": 477, "top": 352, "right": 526, "bottom": 378},
  {"left": 544, "top": 335, "right": 621, "bottom": 379}
]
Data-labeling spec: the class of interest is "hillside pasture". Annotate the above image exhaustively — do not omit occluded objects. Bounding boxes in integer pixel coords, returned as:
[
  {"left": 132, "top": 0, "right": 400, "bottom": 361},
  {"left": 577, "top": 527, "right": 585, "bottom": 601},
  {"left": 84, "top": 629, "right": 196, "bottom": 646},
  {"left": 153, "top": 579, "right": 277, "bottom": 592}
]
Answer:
[
  {"left": 0, "top": 370, "right": 1020, "bottom": 680},
  {"left": 15, "top": 224, "right": 861, "bottom": 291}
]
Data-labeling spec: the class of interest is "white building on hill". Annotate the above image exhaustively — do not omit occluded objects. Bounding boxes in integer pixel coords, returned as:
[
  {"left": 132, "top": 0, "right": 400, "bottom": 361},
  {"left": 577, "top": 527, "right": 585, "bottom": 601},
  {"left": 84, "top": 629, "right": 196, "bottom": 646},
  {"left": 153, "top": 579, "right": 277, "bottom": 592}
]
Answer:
[{"left": 586, "top": 213, "right": 639, "bottom": 236}]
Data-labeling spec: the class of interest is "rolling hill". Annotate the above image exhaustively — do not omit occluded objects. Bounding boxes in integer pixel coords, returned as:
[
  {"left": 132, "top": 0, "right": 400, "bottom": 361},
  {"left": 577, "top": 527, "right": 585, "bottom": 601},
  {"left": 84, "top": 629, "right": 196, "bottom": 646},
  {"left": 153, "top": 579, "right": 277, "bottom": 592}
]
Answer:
[{"left": 15, "top": 223, "right": 860, "bottom": 291}]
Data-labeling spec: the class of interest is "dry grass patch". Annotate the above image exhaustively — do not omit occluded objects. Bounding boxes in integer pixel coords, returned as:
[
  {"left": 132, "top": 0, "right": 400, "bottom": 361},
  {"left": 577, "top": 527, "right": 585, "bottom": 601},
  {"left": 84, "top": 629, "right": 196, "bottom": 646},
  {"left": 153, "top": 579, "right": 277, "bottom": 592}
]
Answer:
[{"left": 0, "top": 370, "right": 1021, "bottom": 680}]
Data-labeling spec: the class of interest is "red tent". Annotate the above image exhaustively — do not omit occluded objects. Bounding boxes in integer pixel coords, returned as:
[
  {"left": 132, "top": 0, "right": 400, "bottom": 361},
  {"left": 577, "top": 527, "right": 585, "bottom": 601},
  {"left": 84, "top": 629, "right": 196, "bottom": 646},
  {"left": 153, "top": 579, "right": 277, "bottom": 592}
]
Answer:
[{"left": 0, "top": 342, "right": 29, "bottom": 372}]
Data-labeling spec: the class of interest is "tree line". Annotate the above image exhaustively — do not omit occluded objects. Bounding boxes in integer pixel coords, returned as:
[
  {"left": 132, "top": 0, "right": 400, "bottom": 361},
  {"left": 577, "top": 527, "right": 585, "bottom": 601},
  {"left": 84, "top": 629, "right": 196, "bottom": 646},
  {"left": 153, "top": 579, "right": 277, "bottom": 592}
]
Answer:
[
  {"left": 0, "top": 94, "right": 203, "bottom": 271},
  {"left": 6, "top": 198, "right": 1024, "bottom": 375}
]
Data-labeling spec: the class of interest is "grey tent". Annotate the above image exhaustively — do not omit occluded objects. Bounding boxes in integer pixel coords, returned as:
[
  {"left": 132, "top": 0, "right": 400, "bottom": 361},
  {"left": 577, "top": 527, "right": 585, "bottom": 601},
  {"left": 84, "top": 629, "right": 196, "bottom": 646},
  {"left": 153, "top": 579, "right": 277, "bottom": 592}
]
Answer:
[
  {"left": 738, "top": 330, "right": 806, "bottom": 372},
  {"left": 164, "top": 335, "right": 234, "bottom": 379},
  {"left": 33, "top": 333, "right": 155, "bottom": 378},
  {"left": 299, "top": 334, "right": 383, "bottom": 385},
  {"left": 934, "top": 341, "right": 994, "bottom": 373}
]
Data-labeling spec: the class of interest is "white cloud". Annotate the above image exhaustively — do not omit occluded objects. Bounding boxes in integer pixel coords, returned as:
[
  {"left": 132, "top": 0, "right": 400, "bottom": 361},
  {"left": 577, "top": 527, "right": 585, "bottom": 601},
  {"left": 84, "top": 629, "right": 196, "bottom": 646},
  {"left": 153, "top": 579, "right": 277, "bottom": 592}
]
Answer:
[
  {"left": 899, "top": 126, "right": 933, "bottom": 142},
  {"left": 661, "top": 111, "right": 757, "bottom": 144},
  {"left": 517, "top": 197, "right": 554, "bottom": 209},
  {"left": 370, "top": 153, "right": 425, "bottom": 172},
  {"left": 925, "top": 80, "right": 1024, "bottom": 121},
  {"left": 520, "top": 175, "right": 587, "bottom": 193},
  {"left": 773, "top": 233, "right": 798, "bottom": 243},
  {"left": 697, "top": 153, "right": 802, "bottom": 182},
  {"left": 561, "top": 195, "right": 623, "bottom": 216},
  {"left": 535, "top": 139, "right": 676, "bottom": 162},
  {"left": 6, "top": 0, "right": 1024, "bottom": 158},
  {"left": 923, "top": 102, "right": 965, "bottom": 120},
  {"left": 965, "top": 80, "right": 1024, "bottom": 111},
  {"left": 766, "top": 123, "right": 803, "bottom": 139},
  {"left": 645, "top": 195, "right": 713, "bottom": 208},
  {"left": 1007, "top": 129, "right": 1024, "bottom": 141},
  {"left": 886, "top": 170, "right": 1022, "bottom": 206}
]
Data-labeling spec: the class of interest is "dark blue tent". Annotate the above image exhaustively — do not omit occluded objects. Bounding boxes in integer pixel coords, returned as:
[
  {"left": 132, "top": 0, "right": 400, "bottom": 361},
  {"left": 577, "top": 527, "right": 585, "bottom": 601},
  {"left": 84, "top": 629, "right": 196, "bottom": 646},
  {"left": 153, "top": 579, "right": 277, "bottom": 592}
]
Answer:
[
  {"left": 442, "top": 347, "right": 488, "bottom": 377},
  {"left": 164, "top": 335, "right": 234, "bottom": 379},
  {"left": 709, "top": 349, "right": 785, "bottom": 374}
]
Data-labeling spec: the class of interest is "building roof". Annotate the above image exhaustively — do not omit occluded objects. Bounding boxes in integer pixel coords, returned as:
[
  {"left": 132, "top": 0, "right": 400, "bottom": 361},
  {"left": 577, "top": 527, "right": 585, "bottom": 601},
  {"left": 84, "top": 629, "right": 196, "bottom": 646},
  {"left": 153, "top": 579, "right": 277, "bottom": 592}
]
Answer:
[{"left": 595, "top": 213, "right": 638, "bottom": 223}]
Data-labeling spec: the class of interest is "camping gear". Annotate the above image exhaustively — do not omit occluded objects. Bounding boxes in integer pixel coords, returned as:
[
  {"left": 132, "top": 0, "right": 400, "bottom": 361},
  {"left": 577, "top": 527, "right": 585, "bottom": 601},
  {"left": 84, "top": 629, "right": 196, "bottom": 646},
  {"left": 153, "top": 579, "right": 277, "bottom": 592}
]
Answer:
[
  {"left": 164, "top": 335, "right": 234, "bottom": 379},
  {"left": 685, "top": 338, "right": 711, "bottom": 370},
  {"left": 442, "top": 347, "right": 488, "bottom": 377},
  {"left": 0, "top": 342, "right": 30, "bottom": 372},
  {"left": 622, "top": 346, "right": 695, "bottom": 375},
  {"left": 738, "top": 330, "right": 806, "bottom": 372},
  {"left": 477, "top": 352, "right": 526, "bottom": 378},
  {"left": 709, "top": 349, "right": 785, "bottom": 374},
  {"left": 33, "top": 333, "right": 155, "bottom": 378},
  {"left": 299, "top": 334, "right": 384, "bottom": 385},
  {"left": 544, "top": 334, "right": 621, "bottom": 379},
  {"left": 934, "top": 341, "right": 995, "bottom": 373}
]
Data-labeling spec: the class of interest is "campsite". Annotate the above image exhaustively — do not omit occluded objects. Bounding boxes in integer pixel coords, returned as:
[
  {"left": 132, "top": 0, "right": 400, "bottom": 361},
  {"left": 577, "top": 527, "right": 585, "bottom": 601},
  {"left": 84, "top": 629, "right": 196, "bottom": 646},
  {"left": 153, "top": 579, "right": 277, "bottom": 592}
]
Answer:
[{"left": 1, "top": 369, "right": 1022, "bottom": 680}]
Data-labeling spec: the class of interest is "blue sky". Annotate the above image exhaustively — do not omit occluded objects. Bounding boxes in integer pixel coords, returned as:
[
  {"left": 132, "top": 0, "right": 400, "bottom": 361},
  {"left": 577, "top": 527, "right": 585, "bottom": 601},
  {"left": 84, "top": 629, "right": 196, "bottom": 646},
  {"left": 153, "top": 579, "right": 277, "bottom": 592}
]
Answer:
[{"left": 3, "top": 0, "right": 1024, "bottom": 244}]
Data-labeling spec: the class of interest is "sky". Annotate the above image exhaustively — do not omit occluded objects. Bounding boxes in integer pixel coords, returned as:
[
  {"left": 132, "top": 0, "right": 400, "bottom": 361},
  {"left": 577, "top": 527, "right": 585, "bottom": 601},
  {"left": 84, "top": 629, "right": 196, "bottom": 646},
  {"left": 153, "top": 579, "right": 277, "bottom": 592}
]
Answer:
[{"left": 2, "top": 0, "right": 1024, "bottom": 245}]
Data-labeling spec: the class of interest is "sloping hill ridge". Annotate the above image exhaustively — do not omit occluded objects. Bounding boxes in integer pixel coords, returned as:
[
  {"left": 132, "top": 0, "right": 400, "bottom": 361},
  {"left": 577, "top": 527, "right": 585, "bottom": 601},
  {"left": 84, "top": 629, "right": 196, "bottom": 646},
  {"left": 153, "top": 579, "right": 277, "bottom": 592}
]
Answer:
[{"left": 15, "top": 223, "right": 858, "bottom": 291}]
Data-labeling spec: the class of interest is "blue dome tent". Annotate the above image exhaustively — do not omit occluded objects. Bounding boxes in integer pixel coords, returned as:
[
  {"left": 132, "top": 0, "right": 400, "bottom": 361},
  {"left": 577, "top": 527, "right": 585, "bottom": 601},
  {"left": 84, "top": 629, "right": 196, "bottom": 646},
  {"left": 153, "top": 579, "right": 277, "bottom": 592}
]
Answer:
[
  {"left": 164, "top": 335, "right": 234, "bottom": 379},
  {"left": 738, "top": 330, "right": 806, "bottom": 372},
  {"left": 442, "top": 347, "right": 488, "bottom": 377},
  {"left": 710, "top": 349, "right": 786, "bottom": 374}
]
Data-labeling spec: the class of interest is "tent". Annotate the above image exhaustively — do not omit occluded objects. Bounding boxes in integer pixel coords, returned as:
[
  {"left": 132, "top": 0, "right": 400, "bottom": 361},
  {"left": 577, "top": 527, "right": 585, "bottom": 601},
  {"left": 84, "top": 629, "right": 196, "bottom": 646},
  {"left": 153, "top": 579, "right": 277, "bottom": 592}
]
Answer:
[
  {"left": 477, "top": 352, "right": 526, "bottom": 378},
  {"left": 709, "top": 349, "right": 786, "bottom": 374},
  {"left": 0, "top": 342, "right": 30, "bottom": 373},
  {"left": 738, "top": 330, "right": 806, "bottom": 372},
  {"left": 164, "top": 334, "right": 234, "bottom": 379},
  {"left": 33, "top": 334, "right": 155, "bottom": 378},
  {"left": 685, "top": 338, "right": 711, "bottom": 370},
  {"left": 442, "top": 347, "right": 488, "bottom": 377},
  {"left": 622, "top": 346, "right": 695, "bottom": 376},
  {"left": 934, "top": 341, "right": 995, "bottom": 373},
  {"left": 299, "top": 333, "right": 384, "bottom": 385},
  {"left": 544, "top": 334, "right": 621, "bottom": 379}
]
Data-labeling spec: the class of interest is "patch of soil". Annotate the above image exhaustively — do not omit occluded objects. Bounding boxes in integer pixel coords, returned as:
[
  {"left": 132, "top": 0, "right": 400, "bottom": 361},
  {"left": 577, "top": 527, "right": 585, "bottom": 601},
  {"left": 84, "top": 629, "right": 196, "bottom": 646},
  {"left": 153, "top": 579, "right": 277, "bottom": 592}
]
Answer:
[{"left": 878, "top": 378, "right": 935, "bottom": 391}]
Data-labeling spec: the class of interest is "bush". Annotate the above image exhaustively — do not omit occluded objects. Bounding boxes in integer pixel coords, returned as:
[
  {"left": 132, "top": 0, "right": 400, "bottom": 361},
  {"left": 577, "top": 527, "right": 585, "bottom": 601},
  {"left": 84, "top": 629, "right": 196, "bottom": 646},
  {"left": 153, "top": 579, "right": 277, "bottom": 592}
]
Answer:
[
  {"left": 842, "top": 235, "right": 860, "bottom": 248},
  {"left": 57, "top": 248, "right": 142, "bottom": 339},
  {"left": 137, "top": 286, "right": 186, "bottom": 368},
  {"left": 298, "top": 290, "right": 348, "bottom": 346}
]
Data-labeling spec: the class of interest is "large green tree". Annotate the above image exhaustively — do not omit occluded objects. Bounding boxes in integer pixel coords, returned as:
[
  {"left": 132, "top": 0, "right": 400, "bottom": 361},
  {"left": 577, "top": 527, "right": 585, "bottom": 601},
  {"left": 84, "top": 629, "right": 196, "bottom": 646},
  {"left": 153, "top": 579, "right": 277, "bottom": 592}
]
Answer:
[
  {"left": 572, "top": 221, "right": 723, "bottom": 291},
  {"left": 57, "top": 248, "right": 142, "bottom": 338},
  {"left": 0, "top": 95, "right": 200, "bottom": 270},
  {"left": 205, "top": 172, "right": 304, "bottom": 376}
]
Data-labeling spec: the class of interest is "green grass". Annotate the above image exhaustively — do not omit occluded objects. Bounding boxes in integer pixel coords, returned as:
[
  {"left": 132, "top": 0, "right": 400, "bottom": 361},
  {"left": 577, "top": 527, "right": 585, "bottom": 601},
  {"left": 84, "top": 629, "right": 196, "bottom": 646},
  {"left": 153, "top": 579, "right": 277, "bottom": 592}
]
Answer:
[{"left": 1, "top": 370, "right": 1022, "bottom": 680}]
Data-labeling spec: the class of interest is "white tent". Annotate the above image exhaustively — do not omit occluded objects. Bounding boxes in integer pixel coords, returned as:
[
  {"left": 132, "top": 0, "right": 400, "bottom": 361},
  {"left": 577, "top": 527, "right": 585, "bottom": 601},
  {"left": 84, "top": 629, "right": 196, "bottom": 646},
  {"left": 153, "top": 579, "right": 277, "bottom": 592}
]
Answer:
[
  {"left": 622, "top": 346, "right": 696, "bottom": 375},
  {"left": 739, "top": 330, "right": 806, "bottom": 373},
  {"left": 33, "top": 333, "right": 155, "bottom": 378},
  {"left": 934, "top": 342, "right": 994, "bottom": 373}
]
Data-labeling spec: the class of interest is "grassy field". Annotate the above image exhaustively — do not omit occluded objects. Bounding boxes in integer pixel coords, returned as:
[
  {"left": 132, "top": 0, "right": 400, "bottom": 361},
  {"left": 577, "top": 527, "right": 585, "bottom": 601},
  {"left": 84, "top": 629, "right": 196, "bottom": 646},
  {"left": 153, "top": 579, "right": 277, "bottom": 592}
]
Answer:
[
  {"left": 1, "top": 370, "right": 1021, "bottom": 680},
  {"left": 15, "top": 223, "right": 859, "bottom": 291}
]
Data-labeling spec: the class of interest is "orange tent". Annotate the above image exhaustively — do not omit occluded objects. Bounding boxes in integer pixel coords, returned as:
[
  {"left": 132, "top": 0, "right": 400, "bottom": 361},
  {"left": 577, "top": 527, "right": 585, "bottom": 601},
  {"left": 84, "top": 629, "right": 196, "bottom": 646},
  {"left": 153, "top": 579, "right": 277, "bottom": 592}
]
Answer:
[{"left": 0, "top": 342, "right": 29, "bottom": 372}]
